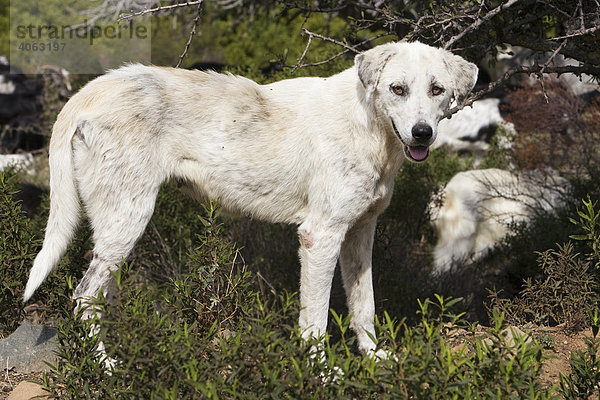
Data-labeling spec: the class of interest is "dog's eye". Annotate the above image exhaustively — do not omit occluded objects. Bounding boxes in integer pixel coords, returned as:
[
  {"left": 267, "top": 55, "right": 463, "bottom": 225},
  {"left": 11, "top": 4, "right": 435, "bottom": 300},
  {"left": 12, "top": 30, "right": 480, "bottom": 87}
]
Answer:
[
  {"left": 431, "top": 86, "right": 444, "bottom": 96},
  {"left": 390, "top": 85, "right": 407, "bottom": 96}
]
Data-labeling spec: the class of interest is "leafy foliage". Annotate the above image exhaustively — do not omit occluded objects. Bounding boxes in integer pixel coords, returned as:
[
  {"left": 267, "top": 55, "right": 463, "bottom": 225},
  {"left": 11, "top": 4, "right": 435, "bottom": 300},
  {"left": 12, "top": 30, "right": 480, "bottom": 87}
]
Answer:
[
  {"left": 559, "top": 307, "right": 600, "bottom": 399},
  {"left": 569, "top": 196, "right": 600, "bottom": 270},
  {"left": 0, "top": 169, "right": 39, "bottom": 335},
  {"left": 488, "top": 242, "right": 599, "bottom": 330},
  {"left": 41, "top": 281, "right": 553, "bottom": 398}
]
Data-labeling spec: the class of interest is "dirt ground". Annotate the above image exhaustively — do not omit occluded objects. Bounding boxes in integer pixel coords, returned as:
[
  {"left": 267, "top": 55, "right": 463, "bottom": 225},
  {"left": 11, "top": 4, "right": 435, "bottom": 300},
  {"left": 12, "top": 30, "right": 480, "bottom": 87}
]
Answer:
[
  {"left": 0, "top": 326, "right": 593, "bottom": 399},
  {"left": 537, "top": 327, "right": 590, "bottom": 390},
  {"left": 0, "top": 370, "right": 44, "bottom": 399}
]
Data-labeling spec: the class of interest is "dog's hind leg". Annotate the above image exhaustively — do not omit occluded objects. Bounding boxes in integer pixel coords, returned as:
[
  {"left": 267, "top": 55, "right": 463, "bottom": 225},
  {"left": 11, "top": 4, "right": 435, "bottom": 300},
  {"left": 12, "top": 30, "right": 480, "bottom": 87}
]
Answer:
[
  {"left": 72, "top": 180, "right": 160, "bottom": 318},
  {"left": 72, "top": 160, "right": 161, "bottom": 370},
  {"left": 71, "top": 131, "right": 163, "bottom": 318}
]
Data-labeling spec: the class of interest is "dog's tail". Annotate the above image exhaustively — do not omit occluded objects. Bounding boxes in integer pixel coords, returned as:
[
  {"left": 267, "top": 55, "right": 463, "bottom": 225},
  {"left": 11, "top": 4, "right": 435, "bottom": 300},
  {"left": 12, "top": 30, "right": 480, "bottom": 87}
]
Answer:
[{"left": 23, "top": 102, "right": 81, "bottom": 302}]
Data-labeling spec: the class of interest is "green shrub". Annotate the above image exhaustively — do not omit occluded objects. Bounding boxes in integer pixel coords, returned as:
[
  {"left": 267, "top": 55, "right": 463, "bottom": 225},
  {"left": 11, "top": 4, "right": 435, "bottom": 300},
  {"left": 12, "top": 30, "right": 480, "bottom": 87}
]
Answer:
[
  {"left": 559, "top": 307, "right": 600, "bottom": 399},
  {"left": 0, "top": 169, "right": 40, "bottom": 335},
  {"left": 41, "top": 246, "right": 554, "bottom": 400},
  {"left": 488, "top": 242, "right": 598, "bottom": 330},
  {"left": 0, "top": 168, "right": 90, "bottom": 336},
  {"left": 569, "top": 195, "right": 600, "bottom": 271},
  {"left": 488, "top": 196, "right": 600, "bottom": 330}
]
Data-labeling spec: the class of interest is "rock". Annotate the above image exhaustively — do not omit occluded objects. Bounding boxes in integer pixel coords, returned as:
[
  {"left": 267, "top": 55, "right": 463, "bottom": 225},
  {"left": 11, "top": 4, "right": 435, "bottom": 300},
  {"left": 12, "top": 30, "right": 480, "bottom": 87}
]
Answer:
[
  {"left": 0, "top": 321, "right": 58, "bottom": 373},
  {"left": 482, "top": 325, "right": 533, "bottom": 349},
  {"left": 7, "top": 381, "right": 49, "bottom": 400},
  {"left": 504, "top": 326, "right": 533, "bottom": 347}
]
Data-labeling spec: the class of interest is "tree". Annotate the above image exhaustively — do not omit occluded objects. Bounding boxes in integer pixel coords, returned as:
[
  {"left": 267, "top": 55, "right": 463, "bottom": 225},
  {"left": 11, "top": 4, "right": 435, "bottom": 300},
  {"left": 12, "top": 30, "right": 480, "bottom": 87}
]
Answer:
[{"left": 50, "top": 0, "right": 600, "bottom": 109}]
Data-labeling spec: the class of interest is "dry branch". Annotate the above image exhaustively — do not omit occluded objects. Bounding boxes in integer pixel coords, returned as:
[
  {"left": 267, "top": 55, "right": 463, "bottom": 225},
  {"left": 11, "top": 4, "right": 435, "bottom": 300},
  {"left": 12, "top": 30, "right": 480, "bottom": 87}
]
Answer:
[
  {"left": 443, "top": 0, "right": 522, "bottom": 50},
  {"left": 175, "top": 2, "right": 204, "bottom": 68},
  {"left": 117, "top": 0, "right": 204, "bottom": 22},
  {"left": 444, "top": 62, "right": 600, "bottom": 119}
]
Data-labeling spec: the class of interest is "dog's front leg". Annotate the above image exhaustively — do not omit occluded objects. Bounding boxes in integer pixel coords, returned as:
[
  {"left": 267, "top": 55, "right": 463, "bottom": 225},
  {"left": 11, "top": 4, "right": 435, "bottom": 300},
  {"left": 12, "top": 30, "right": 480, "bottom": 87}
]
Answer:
[
  {"left": 297, "top": 222, "right": 346, "bottom": 345},
  {"left": 339, "top": 218, "right": 383, "bottom": 357}
]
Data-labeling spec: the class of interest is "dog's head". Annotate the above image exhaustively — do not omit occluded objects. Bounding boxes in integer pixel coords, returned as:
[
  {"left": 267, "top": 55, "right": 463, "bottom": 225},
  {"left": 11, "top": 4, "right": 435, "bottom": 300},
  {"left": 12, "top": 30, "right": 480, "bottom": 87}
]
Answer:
[{"left": 355, "top": 41, "right": 478, "bottom": 162}]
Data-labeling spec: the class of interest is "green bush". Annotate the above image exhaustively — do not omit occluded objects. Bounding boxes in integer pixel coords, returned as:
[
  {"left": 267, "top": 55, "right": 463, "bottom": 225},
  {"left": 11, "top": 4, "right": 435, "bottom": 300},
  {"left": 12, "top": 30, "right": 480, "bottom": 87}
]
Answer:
[
  {"left": 41, "top": 279, "right": 554, "bottom": 399},
  {"left": 488, "top": 242, "right": 598, "bottom": 330},
  {"left": 569, "top": 195, "right": 600, "bottom": 271},
  {"left": 488, "top": 196, "right": 600, "bottom": 330},
  {"left": 559, "top": 307, "right": 600, "bottom": 399},
  {"left": 0, "top": 169, "right": 40, "bottom": 335},
  {"left": 0, "top": 168, "right": 89, "bottom": 336},
  {"left": 37, "top": 202, "right": 553, "bottom": 399}
]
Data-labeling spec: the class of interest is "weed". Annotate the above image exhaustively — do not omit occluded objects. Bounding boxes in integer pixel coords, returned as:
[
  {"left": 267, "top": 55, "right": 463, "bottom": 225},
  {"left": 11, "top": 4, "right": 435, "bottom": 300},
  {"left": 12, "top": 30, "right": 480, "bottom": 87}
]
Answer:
[
  {"left": 0, "top": 169, "right": 39, "bottom": 335},
  {"left": 536, "top": 333, "right": 556, "bottom": 350},
  {"left": 488, "top": 242, "right": 598, "bottom": 330},
  {"left": 569, "top": 195, "right": 600, "bottom": 270},
  {"left": 559, "top": 307, "right": 600, "bottom": 399}
]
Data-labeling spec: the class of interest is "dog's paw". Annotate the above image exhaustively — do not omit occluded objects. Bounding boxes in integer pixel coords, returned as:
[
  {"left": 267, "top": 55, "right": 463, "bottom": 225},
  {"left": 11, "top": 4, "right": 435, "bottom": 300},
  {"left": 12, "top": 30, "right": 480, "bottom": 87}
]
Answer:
[
  {"left": 96, "top": 340, "right": 119, "bottom": 374},
  {"left": 368, "top": 348, "right": 398, "bottom": 362}
]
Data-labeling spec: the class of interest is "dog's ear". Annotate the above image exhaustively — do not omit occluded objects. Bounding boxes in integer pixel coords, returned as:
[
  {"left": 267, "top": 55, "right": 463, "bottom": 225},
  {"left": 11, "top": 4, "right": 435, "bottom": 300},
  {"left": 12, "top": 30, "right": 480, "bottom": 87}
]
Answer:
[
  {"left": 355, "top": 44, "right": 396, "bottom": 94},
  {"left": 442, "top": 52, "right": 478, "bottom": 102}
]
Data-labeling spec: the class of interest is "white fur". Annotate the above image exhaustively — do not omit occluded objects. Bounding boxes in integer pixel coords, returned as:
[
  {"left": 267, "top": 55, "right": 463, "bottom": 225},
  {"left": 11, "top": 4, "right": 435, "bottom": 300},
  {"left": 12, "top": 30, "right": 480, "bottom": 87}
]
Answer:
[
  {"left": 24, "top": 41, "right": 477, "bottom": 355},
  {"left": 430, "top": 168, "right": 570, "bottom": 275}
]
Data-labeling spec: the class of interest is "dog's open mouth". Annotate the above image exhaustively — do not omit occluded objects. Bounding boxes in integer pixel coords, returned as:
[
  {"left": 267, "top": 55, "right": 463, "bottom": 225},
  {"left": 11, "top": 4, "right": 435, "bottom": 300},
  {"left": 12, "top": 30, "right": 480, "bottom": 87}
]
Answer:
[
  {"left": 391, "top": 120, "right": 430, "bottom": 162},
  {"left": 404, "top": 145, "right": 429, "bottom": 162}
]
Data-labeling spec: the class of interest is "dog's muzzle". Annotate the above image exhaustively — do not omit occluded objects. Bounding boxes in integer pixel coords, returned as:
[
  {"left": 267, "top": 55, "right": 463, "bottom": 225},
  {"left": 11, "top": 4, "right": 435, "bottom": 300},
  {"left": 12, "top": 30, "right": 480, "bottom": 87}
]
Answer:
[{"left": 391, "top": 120, "right": 430, "bottom": 162}]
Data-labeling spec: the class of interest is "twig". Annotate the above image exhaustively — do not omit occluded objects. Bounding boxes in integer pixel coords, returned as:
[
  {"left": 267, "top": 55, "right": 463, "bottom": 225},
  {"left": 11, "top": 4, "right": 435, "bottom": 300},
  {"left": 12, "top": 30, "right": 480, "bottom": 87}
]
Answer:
[
  {"left": 300, "top": 28, "right": 357, "bottom": 52},
  {"left": 291, "top": 30, "right": 392, "bottom": 72},
  {"left": 5, "top": 357, "right": 12, "bottom": 389},
  {"left": 175, "top": 3, "right": 203, "bottom": 68},
  {"left": 292, "top": 33, "right": 313, "bottom": 73},
  {"left": 148, "top": 221, "right": 178, "bottom": 276},
  {"left": 538, "top": 39, "right": 568, "bottom": 102},
  {"left": 117, "top": 0, "right": 203, "bottom": 22},
  {"left": 540, "top": 39, "right": 568, "bottom": 75},
  {"left": 444, "top": 62, "right": 600, "bottom": 118},
  {"left": 256, "top": 270, "right": 277, "bottom": 295},
  {"left": 444, "top": 0, "right": 522, "bottom": 50},
  {"left": 550, "top": 24, "right": 600, "bottom": 40}
]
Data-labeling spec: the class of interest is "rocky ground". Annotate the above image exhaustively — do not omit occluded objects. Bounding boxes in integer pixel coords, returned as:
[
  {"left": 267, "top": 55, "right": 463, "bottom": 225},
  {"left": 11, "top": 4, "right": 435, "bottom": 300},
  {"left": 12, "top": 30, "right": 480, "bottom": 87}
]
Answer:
[{"left": 0, "top": 322, "right": 57, "bottom": 399}]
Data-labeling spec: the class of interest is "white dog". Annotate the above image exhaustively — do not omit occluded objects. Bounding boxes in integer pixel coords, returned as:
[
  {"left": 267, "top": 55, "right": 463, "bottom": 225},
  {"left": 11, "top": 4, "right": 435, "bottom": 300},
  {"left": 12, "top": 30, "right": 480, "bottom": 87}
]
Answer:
[
  {"left": 24, "top": 41, "right": 477, "bottom": 357},
  {"left": 430, "top": 168, "right": 570, "bottom": 276}
]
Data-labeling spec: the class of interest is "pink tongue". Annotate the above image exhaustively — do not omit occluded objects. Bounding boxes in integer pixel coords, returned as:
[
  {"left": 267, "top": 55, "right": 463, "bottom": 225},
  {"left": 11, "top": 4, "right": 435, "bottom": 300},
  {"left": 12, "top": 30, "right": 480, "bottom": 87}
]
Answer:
[{"left": 408, "top": 146, "right": 429, "bottom": 161}]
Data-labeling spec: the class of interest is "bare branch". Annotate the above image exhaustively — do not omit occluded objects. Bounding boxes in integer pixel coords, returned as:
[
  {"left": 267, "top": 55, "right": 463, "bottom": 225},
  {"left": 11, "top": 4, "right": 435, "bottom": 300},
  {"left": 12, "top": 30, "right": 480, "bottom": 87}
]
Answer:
[
  {"left": 444, "top": 63, "right": 600, "bottom": 119},
  {"left": 299, "top": 28, "right": 358, "bottom": 53},
  {"left": 175, "top": 2, "right": 204, "bottom": 68},
  {"left": 291, "top": 30, "right": 392, "bottom": 72},
  {"left": 443, "top": 0, "right": 522, "bottom": 50},
  {"left": 291, "top": 33, "right": 313, "bottom": 73},
  {"left": 550, "top": 24, "right": 600, "bottom": 40},
  {"left": 117, "top": 0, "right": 204, "bottom": 22}
]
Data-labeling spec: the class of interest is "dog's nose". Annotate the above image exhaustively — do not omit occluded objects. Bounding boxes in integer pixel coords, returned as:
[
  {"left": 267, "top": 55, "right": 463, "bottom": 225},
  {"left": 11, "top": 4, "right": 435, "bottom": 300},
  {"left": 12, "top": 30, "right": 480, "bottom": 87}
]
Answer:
[{"left": 411, "top": 122, "right": 433, "bottom": 141}]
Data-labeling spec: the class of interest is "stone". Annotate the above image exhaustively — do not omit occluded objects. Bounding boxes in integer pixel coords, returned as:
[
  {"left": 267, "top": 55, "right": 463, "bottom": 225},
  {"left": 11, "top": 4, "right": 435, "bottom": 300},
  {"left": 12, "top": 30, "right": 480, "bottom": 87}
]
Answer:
[
  {"left": 0, "top": 322, "right": 58, "bottom": 373},
  {"left": 482, "top": 325, "right": 533, "bottom": 349},
  {"left": 7, "top": 381, "right": 49, "bottom": 400}
]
